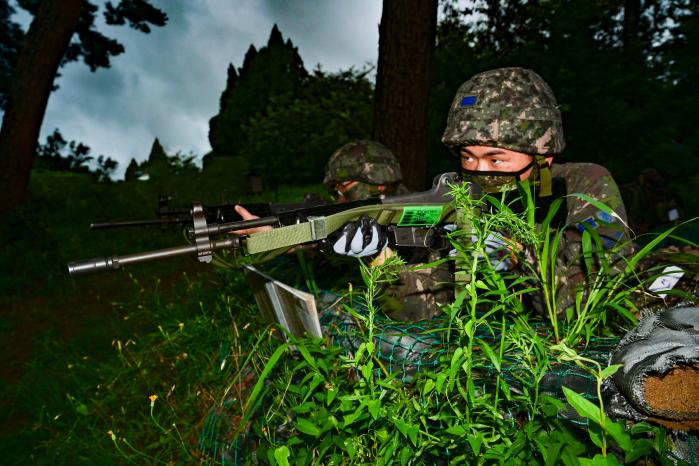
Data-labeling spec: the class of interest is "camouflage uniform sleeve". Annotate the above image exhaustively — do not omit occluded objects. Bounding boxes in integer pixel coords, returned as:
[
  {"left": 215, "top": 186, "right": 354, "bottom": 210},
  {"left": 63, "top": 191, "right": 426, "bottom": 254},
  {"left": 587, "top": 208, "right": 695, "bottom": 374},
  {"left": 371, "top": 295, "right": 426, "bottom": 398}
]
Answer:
[
  {"left": 550, "top": 163, "right": 631, "bottom": 313},
  {"left": 555, "top": 163, "right": 630, "bottom": 245}
]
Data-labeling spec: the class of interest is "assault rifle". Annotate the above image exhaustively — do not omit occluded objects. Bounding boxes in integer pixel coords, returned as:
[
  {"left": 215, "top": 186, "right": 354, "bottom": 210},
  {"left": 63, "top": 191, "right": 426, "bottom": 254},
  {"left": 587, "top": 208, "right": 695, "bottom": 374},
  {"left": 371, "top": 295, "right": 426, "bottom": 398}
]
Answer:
[{"left": 68, "top": 172, "right": 474, "bottom": 276}]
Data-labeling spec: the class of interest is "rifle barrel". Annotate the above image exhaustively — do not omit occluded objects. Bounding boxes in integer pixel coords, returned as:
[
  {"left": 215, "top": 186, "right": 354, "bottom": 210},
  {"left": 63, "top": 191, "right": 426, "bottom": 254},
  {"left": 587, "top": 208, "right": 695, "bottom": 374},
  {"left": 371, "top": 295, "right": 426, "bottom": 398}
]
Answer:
[
  {"left": 67, "top": 237, "right": 239, "bottom": 276},
  {"left": 90, "top": 218, "right": 190, "bottom": 229},
  {"left": 194, "top": 216, "right": 280, "bottom": 236}
]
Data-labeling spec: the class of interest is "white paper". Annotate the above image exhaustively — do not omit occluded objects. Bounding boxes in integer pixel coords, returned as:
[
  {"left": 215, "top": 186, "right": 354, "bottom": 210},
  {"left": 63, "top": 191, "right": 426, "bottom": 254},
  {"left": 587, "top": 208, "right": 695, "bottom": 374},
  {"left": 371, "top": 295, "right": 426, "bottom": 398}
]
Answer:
[
  {"left": 647, "top": 265, "right": 684, "bottom": 298},
  {"left": 243, "top": 265, "right": 322, "bottom": 339}
]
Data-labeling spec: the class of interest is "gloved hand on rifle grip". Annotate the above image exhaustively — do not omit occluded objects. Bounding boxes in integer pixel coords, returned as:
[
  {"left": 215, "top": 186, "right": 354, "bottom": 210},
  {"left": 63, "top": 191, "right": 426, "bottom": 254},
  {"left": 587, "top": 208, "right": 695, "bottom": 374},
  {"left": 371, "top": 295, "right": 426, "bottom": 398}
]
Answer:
[{"left": 330, "top": 215, "right": 388, "bottom": 258}]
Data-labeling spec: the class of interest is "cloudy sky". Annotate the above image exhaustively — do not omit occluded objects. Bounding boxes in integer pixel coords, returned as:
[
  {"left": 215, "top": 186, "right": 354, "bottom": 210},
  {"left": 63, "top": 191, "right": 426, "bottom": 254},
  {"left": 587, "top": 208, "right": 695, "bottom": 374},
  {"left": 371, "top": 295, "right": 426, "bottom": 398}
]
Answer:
[{"left": 19, "top": 0, "right": 384, "bottom": 178}]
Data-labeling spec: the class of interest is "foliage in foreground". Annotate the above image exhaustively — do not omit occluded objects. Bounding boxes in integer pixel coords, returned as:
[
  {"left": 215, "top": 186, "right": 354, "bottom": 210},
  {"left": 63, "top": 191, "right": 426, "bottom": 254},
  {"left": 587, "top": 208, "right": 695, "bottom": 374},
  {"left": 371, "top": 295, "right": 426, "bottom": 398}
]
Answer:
[
  {"left": 0, "top": 267, "right": 261, "bottom": 465},
  {"left": 198, "top": 184, "right": 693, "bottom": 465},
  {"left": 0, "top": 170, "right": 323, "bottom": 464},
  {"left": 3, "top": 171, "right": 695, "bottom": 464}
]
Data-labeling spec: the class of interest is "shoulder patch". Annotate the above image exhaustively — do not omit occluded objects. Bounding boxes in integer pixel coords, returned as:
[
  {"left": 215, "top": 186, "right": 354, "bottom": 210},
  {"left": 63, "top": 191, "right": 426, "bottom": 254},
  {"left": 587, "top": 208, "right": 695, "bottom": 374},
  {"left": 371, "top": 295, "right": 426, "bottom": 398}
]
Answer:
[
  {"left": 576, "top": 216, "right": 598, "bottom": 234},
  {"left": 595, "top": 210, "right": 615, "bottom": 223}
]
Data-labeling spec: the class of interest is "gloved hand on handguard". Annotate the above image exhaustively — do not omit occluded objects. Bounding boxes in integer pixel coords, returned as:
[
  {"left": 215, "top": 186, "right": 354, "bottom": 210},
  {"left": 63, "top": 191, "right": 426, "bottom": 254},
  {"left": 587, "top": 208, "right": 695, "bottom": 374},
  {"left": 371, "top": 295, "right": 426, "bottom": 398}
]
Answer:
[{"left": 329, "top": 215, "right": 388, "bottom": 258}]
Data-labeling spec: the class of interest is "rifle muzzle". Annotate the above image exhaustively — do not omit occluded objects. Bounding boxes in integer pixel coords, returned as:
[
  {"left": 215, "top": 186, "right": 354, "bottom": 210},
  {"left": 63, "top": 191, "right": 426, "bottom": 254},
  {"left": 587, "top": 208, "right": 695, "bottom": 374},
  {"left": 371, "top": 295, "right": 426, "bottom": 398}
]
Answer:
[{"left": 68, "top": 257, "right": 120, "bottom": 276}]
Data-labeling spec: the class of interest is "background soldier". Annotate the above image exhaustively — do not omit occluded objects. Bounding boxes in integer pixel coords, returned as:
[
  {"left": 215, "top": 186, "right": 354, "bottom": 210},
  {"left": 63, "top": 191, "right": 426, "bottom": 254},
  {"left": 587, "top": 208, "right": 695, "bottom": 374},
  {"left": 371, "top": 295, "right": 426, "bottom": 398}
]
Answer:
[
  {"left": 322, "top": 139, "right": 409, "bottom": 202},
  {"left": 323, "top": 141, "right": 453, "bottom": 321}
]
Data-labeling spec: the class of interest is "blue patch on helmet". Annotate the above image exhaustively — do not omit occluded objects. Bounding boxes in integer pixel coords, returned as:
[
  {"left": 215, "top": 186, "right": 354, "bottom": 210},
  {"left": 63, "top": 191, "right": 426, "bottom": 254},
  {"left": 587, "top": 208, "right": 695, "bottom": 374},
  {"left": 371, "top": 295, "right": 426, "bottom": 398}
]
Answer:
[
  {"left": 460, "top": 95, "right": 478, "bottom": 107},
  {"left": 595, "top": 210, "right": 615, "bottom": 223}
]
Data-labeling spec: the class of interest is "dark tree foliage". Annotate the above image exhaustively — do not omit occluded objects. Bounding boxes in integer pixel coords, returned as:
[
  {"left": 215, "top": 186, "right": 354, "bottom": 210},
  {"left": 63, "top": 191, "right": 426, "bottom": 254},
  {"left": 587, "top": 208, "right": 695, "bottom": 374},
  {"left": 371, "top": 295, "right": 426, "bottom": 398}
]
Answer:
[
  {"left": 124, "top": 157, "right": 139, "bottom": 181},
  {"left": 35, "top": 128, "right": 92, "bottom": 173},
  {"left": 428, "top": 0, "right": 698, "bottom": 190},
  {"left": 0, "top": 0, "right": 167, "bottom": 105},
  {"left": 207, "top": 25, "right": 374, "bottom": 189},
  {"left": 34, "top": 127, "right": 118, "bottom": 181},
  {"left": 208, "top": 25, "right": 308, "bottom": 158},
  {"left": 147, "top": 137, "right": 167, "bottom": 165},
  {"left": 0, "top": 1, "right": 24, "bottom": 109},
  {"left": 0, "top": 0, "right": 167, "bottom": 211},
  {"left": 94, "top": 154, "right": 118, "bottom": 181},
  {"left": 661, "top": 3, "right": 699, "bottom": 162},
  {"left": 240, "top": 68, "right": 374, "bottom": 188},
  {"left": 125, "top": 137, "right": 199, "bottom": 181}
]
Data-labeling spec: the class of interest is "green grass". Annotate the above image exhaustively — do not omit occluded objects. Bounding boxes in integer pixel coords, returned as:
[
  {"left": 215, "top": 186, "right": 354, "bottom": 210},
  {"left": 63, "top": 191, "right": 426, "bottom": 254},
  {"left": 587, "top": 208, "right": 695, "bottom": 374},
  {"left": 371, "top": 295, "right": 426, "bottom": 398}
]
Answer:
[
  {"left": 0, "top": 169, "right": 321, "bottom": 464},
  {"left": 1, "top": 169, "right": 693, "bottom": 464}
]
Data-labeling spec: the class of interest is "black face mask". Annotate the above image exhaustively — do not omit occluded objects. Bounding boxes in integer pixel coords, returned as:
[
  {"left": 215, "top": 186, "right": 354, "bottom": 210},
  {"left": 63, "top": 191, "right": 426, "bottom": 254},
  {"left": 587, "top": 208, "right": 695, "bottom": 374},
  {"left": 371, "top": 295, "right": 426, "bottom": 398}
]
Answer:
[
  {"left": 461, "top": 160, "right": 535, "bottom": 193},
  {"left": 459, "top": 154, "right": 554, "bottom": 197}
]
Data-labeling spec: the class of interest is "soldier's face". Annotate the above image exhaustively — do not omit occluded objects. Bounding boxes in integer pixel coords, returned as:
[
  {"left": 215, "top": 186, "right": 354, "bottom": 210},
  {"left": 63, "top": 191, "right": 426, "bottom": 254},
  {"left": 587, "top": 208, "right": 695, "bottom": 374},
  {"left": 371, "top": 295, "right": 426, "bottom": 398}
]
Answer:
[
  {"left": 460, "top": 145, "right": 545, "bottom": 180},
  {"left": 334, "top": 180, "right": 359, "bottom": 203},
  {"left": 333, "top": 181, "right": 388, "bottom": 203}
]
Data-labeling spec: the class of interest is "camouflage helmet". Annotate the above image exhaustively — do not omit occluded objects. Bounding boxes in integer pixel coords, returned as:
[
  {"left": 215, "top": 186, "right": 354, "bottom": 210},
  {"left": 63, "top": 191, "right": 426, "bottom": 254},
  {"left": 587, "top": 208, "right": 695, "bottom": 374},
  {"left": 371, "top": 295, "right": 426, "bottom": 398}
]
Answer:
[
  {"left": 323, "top": 140, "right": 403, "bottom": 188},
  {"left": 441, "top": 67, "right": 565, "bottom": 155}
]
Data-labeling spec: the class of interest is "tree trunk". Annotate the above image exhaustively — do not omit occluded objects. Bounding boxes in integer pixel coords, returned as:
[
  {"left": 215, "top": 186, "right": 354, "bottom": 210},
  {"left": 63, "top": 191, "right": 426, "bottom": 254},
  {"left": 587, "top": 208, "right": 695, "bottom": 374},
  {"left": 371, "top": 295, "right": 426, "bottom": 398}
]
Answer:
[
  {"left": 0, "top": 0, "right": 82, "bottom": 212},
  {"left": 623, "top": 0, "right": 642, "bottom": 67},
  {"left": 372, "top": 0, "right": 438, "bottom": 191}
]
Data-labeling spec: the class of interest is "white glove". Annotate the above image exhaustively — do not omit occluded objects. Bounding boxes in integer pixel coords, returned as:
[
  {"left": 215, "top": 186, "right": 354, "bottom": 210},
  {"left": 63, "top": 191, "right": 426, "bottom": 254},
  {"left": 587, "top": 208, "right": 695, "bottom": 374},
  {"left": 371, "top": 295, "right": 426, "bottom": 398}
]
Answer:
[{"left": 331, "top": 216, "right": 388, "bottom": 258}]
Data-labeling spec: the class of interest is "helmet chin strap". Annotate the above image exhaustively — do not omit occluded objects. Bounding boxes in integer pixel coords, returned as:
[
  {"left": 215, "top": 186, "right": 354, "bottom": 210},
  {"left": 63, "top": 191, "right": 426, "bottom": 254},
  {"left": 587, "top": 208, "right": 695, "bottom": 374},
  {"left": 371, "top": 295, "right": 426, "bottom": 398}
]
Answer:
[{"left": 533, "top": 155, "right": 553, "bottom": 197}]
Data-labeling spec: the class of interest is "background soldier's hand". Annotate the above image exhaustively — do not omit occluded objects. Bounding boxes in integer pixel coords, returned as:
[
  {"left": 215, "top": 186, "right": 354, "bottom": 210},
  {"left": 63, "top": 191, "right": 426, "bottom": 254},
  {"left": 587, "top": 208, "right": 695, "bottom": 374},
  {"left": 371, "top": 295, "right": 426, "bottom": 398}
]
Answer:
[
  {"left": 330, "top": 215, "right": 388, "bottom": 258},
  {"left": 231, "top": 205, "right": 273, "bottom": 235}
]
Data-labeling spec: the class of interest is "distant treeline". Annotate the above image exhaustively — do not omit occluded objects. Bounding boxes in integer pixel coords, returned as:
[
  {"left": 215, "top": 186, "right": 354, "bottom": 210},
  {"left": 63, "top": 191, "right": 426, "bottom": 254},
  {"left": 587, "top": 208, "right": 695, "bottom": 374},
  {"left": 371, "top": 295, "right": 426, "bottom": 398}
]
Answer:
[
  {"left": 37, "top": 2, "right": 698, "bottom": 202},
  {"left": 427, "top": 0, "right": 698, "bottom": 188}
]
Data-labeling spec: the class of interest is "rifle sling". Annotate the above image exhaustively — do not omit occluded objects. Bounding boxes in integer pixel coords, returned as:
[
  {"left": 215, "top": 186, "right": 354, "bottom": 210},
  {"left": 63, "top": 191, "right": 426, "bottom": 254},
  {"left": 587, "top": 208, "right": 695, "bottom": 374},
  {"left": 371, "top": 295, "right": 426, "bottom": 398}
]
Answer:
[{"left": 244, "top": 202, "right": 456, "bottom": 255}]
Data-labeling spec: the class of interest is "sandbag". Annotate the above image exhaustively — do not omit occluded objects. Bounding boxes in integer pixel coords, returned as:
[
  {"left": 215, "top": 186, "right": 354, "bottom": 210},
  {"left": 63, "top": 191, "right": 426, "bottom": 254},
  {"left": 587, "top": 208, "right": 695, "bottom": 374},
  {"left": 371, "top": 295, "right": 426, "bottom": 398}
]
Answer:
[{"left": 605, "top": 305, "right": 699, "bottom": 430}]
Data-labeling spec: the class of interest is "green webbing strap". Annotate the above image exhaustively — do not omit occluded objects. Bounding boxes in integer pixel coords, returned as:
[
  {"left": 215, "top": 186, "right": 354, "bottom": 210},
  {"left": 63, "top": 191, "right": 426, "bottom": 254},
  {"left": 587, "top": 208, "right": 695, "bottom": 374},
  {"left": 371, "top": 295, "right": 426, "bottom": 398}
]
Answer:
[
  {"left": 244, "top": 203, "right": 456, "bottom": 255},
  {"left": 534, "top": 155, "right": 553, "bottom": 197}
]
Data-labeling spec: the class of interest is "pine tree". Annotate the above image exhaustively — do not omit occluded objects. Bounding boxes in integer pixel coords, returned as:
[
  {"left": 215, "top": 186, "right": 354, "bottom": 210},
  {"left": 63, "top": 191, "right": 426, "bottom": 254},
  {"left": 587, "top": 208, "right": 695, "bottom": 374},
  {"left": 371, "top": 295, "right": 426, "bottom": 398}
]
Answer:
[
  {"left": 124, "top": 158, "right": 139, "bottom": 181},
  {"left": 207, "top": 24, "right": 307, "bottom": 159},
  {"left": 147, "top": 138, "right": 168, "bottom": 165}
]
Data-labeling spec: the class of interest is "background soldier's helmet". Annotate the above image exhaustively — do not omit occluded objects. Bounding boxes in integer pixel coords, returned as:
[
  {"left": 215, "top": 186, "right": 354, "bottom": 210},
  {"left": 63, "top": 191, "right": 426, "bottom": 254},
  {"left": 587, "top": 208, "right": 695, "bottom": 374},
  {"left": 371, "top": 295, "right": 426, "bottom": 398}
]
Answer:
[
  {"left": 441, "top": 67, "right": 566, "bottom": 155},
  {"left": 323, "top": 140, "right": 403, "bottom": 187}
]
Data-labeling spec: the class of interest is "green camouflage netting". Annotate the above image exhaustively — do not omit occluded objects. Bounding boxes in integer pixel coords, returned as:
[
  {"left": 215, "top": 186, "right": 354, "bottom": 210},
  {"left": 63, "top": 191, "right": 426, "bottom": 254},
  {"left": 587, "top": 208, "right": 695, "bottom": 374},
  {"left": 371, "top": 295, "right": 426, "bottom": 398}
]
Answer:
[{"left": 200, "top": 301, "right": 699, "bottom": 465}]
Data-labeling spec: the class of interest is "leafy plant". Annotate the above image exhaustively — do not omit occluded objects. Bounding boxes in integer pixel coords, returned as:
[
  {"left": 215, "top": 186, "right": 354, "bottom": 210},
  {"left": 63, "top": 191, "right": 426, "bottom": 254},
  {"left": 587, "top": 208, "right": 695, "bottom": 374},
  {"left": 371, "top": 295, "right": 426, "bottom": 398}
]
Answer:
[{"left": 211, "top": 181, "right": 681, "bottom": 465}]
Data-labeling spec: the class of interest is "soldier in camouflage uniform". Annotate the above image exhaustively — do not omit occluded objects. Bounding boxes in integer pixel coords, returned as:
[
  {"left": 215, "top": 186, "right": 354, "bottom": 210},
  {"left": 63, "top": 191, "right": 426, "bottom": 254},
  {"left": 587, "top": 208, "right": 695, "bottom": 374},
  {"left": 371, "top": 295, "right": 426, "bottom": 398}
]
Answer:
[
  {"left": 325, "top": 141, "right": 456, "bottom": 321},
  {"left": 440, "top": 67, "right": 630, "bottom": 315},
  {"left": 334, "top": 67, "right": 630, "bottom": 316},
  {"left": 323, "top": 140, "right": 410, "bottom": 202},
  {"left": 234, "top": 140, "right": 408, "bottom": 231}
]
